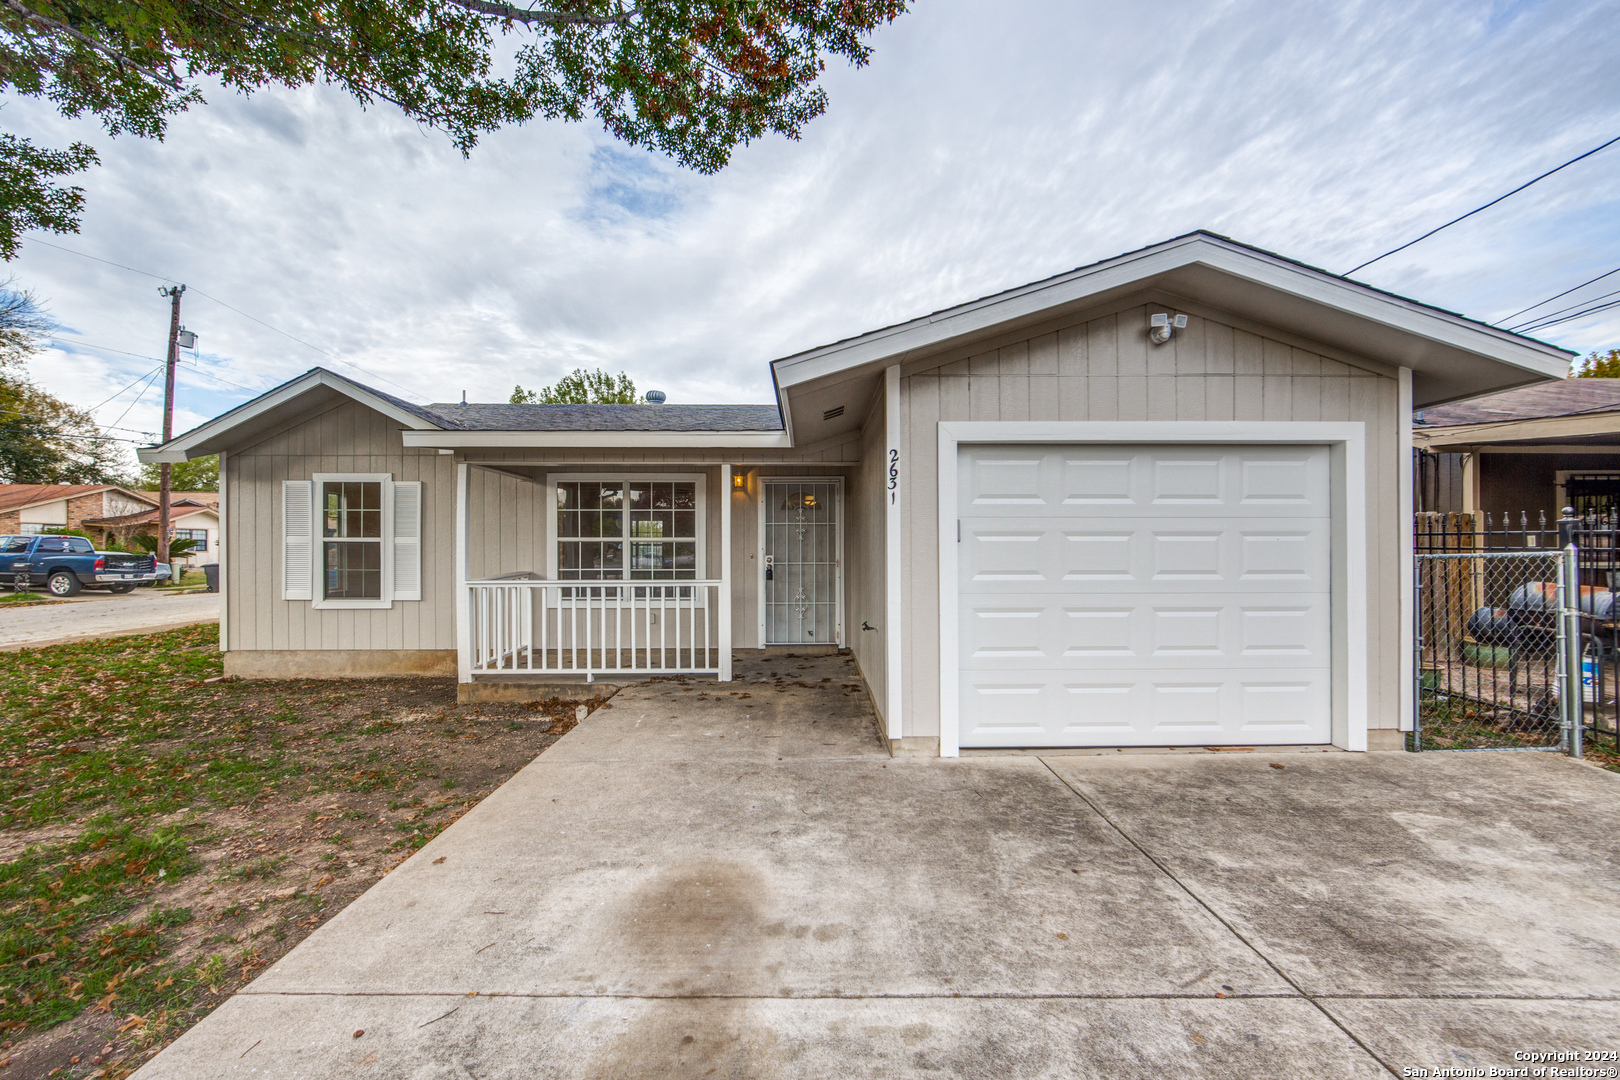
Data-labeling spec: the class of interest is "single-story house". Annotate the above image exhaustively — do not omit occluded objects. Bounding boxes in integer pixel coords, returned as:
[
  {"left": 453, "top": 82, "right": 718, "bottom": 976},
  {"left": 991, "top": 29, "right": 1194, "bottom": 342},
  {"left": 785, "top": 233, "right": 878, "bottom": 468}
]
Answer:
[
  {"left": 0, "top": 484, "right": 159, "bottom": 538},
  {"left": 137, "top": 232, "right": 1570, "bottom": 756},
  {"left": 1415, "top": 378, "right": 1620, "bottom": 523},
  {"left": 83, "top": 497, "right": 221, "bottom": 566}
]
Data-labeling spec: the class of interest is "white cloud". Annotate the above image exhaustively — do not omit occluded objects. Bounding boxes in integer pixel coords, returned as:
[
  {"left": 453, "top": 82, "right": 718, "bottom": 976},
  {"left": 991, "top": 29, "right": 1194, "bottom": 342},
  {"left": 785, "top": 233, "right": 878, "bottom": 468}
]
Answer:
[{"left": 5, "top": 0, "right": 1619, "bottom": 470}]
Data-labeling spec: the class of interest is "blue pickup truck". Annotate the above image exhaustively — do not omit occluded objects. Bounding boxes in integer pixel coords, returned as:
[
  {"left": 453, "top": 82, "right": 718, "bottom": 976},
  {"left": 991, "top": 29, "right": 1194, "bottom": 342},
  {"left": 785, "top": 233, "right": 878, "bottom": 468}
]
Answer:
[{"left": 0, "top": 535, "right": 160, "bottom": 596}]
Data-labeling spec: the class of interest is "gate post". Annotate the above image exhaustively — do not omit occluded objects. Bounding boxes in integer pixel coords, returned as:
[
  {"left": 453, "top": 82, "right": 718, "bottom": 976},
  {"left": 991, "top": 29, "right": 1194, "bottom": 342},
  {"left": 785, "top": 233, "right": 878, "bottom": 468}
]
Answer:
[{"left": 1563, "top": 541, "right": 1583, "bottom": 758}]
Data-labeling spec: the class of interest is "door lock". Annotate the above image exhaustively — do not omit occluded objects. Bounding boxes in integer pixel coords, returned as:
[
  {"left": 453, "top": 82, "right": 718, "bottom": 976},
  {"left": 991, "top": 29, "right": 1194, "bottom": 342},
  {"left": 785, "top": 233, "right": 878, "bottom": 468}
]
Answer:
[{"left": 764, "top": 554, "right": 774, "bottom": 581}]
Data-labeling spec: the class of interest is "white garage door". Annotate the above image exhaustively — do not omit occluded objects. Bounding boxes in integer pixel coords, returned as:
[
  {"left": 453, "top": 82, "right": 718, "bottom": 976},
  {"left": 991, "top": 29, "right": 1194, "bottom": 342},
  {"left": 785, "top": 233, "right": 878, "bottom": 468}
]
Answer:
[{"left": 958, "top": 444, "right": 1333, "bottom": 747}]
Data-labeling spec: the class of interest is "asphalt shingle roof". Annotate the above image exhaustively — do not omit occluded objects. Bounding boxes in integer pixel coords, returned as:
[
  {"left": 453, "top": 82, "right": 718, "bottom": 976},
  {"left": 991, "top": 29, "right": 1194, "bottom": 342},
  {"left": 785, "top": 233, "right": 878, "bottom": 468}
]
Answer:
[
  {"left": 421, "top": 403, "right": 783, "bottom": 432},
  {"left": 1416, "top": 379, "right": 1620, "bottom": 428}
]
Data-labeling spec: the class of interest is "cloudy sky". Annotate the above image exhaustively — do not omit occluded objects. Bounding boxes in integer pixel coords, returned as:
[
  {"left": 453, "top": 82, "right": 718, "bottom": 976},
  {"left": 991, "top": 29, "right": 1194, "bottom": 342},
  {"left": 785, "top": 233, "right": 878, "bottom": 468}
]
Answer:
[{"left": 5, "top": 0, "right": 1619, "bottom": 467}]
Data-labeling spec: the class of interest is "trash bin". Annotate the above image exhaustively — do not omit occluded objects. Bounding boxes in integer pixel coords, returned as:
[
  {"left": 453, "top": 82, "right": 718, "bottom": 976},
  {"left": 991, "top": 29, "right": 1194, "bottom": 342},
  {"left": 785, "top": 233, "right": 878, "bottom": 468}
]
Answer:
[{"left": 203, "top": 563, "right": 219, "bottom": 593}]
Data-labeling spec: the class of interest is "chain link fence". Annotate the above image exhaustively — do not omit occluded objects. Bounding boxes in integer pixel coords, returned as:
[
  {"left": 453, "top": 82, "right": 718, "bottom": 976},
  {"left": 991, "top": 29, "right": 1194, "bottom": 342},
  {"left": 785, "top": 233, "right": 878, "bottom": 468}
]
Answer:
[{"left": 1413, "top": 549, "right": 1571, "bottom": 751}]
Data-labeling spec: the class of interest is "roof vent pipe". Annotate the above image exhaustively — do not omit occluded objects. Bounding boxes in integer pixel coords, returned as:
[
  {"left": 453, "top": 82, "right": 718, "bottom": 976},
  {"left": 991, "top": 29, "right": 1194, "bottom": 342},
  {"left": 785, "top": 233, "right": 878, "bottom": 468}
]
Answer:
[
  {"left": 461, "top": 391, "right": 467, "bottom": 405},
  {"left": 644, "top": 390, "right": 666, "bottom": 405}
]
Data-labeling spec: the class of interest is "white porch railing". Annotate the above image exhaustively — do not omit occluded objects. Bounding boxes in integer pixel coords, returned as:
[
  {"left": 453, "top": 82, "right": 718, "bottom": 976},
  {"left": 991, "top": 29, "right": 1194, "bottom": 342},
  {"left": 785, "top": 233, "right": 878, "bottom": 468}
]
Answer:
[{"left": 467, "top": 577, "right": 727, "bottom": 680}]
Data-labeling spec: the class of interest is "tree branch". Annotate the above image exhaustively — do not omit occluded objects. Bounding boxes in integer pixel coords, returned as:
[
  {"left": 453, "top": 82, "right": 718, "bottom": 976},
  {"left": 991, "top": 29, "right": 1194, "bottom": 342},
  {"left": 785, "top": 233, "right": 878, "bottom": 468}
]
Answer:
[
  {"left": 444, "top": 0, "right": 638, "bottom": 26},
  {"left": 1, "top": 0, "right": 185, "bottom": 90}
]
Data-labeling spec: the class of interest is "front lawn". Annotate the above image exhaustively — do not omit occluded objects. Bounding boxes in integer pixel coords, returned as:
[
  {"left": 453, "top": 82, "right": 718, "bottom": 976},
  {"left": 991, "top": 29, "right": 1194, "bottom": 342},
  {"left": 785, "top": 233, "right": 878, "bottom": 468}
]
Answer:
[{"left": 0, "top": 626, "right": 601, "bottom": 1078}]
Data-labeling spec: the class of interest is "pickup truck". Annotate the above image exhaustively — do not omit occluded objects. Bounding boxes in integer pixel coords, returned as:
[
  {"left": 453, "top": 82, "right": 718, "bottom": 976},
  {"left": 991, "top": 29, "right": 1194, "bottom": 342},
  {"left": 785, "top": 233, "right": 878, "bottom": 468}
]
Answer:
[{"left": 0, "top": 535, "right": 159, "bottom": 596}]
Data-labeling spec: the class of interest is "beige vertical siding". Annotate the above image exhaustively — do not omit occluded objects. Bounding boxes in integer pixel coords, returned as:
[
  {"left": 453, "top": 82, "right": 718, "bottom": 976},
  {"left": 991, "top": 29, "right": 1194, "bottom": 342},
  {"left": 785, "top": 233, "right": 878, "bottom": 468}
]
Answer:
[
  {"left": 846, "top": 400, "right": 888, "bottom": 721},
  {"left": 899, "top": 302, "right": 1404, "bottom": 738},
  {"left": 226, "top": 399, "right": 457, "bottom": 653}
]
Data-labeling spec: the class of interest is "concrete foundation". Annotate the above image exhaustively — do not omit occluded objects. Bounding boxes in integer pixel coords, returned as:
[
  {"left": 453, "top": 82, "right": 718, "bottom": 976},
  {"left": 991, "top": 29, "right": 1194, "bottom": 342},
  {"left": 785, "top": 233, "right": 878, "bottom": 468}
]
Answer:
[
  {"left": 1366, "top": 728, "right": 1406, "bottom": 750},
  {"left": 457, "top": 677, "right": 628, "bottom": 704},
  {"left": 223, "top": 649, "right": 456, "bottom": 679}
]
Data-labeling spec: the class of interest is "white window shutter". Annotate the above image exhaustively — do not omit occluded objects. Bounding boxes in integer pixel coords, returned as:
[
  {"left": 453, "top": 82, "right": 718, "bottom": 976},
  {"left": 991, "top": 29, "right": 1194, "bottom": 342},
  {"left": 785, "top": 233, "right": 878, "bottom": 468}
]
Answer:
[
  {"left": 391, "top": 481, "right": 422, "bottom": 601},
  {"left": 282, "top": 480, "right": 314, "bottom": 601}
]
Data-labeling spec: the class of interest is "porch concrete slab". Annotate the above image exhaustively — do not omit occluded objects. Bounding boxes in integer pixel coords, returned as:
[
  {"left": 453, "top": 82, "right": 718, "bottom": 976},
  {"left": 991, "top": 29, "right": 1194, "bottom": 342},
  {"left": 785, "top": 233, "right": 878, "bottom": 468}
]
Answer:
[
  {"left": 1323, "top": 998, "right": 1620, "bottom": 1075},
  {"left": 131, "top": 993, "right": 1384, "bottom": 1080},
  {"left": 245, "top": 751, "right": 1284, "bottom": 998},
  {"left": 1044, "top": 751, "right": 1620, "bottom": 999},
  {"left": 542, "top": 653, "right": 883, "bottom": 764}
]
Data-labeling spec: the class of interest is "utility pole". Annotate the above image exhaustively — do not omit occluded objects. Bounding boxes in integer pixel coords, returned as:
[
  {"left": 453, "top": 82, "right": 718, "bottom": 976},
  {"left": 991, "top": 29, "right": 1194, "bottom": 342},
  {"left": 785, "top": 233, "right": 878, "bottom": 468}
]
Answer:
[{"left": 158, "top": 284, "right": 186, "bottom": 567}]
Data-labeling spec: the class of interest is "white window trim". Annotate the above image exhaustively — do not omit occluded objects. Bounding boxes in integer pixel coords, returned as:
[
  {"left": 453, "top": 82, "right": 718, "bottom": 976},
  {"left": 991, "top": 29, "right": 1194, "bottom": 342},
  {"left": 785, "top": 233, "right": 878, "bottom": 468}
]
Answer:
[
  {"left": 544, "top": 473, "right": 708, "bottom": 590},
  {"left": 935, "top": 421, "right": 1368, "bottom": 758},
  {"left": 311, "top": 472, "right": 394, "bottom": 610}
]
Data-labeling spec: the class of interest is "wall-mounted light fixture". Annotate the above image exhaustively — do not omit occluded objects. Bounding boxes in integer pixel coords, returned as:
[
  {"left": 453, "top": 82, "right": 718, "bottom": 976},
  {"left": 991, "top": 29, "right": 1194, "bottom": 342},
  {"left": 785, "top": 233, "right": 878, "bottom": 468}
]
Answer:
[
  {"left": 1149, "top": 312, "right": 1188, "bottom": 345},
  {"left": 732, "top": 472, "right": 746, "bottom": 490}
]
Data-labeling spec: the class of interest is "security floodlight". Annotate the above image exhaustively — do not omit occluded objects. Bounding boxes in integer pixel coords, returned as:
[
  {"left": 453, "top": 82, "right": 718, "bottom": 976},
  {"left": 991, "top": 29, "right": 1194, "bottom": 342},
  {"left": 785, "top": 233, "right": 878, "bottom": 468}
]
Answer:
[{"left": 1149, "top": 312, "right": 1188, "bottom": 345}]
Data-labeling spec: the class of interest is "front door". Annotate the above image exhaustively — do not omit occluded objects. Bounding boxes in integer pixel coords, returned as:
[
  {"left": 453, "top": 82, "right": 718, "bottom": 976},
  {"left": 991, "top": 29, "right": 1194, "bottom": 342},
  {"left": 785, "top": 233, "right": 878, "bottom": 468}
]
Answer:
[{"left": 763, "top": 480, "right": 842, "bottom": 645}]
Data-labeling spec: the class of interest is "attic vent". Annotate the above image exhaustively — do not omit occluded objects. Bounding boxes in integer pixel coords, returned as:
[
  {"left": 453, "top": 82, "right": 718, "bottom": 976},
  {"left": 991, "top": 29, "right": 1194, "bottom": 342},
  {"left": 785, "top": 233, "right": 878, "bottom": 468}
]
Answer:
[{"left": 822, "top": 405, "right": 845, "bottom": 421}]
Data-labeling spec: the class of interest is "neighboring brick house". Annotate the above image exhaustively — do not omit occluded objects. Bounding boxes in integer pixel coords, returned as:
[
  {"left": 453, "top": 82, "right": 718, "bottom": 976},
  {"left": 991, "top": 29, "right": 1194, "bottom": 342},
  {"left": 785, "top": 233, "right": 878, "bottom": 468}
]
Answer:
[
  {"left": 0, "top": 484, "right": 158, "bottom": 538},
  {"left": 83, "top": 498, "right": 220, "bottom": 566}
]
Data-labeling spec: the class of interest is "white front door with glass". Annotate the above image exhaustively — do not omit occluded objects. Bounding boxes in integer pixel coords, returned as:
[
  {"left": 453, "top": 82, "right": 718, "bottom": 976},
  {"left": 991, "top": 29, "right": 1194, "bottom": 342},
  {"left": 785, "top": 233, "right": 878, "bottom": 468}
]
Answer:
[{"left": 762, "top": 480, "right": 842, "bottom": 645}]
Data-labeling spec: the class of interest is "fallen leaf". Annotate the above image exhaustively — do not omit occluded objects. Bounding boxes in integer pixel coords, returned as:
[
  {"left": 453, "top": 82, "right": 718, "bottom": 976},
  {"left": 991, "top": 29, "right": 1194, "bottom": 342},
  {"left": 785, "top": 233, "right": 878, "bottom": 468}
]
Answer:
[
  {"left": 432, "top": 857, "right": 445, "bottom": 864},
  {"left": 1270, "top": 763, "right": 1285, "bottom": 770},
  {"left": 352, "top": 1029, "right": 364, "bottom": 1039}
]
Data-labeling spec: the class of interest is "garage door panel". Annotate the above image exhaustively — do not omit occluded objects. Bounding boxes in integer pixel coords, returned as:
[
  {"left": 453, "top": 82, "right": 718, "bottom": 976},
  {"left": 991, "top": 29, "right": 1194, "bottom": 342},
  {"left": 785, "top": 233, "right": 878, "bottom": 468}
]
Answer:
[
  {"left": 960, "top": 670, "right": 1332, "bottom": 748},
  {"left": 959, "top": 443, "right": 1333, "bottom": 748},
  {"left": 963, "top": 592, "right": 1330, "bottom": 670}
]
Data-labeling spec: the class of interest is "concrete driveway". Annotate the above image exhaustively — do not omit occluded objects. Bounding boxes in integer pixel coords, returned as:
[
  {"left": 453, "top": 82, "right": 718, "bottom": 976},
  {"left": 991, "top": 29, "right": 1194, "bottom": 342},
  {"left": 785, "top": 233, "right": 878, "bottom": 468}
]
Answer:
[
  {"left": 0, "top": 590, "right": 218, "bottom": 651},
  {"left": 134, "top": 654, "right": 1620, "bottom": 1079}
]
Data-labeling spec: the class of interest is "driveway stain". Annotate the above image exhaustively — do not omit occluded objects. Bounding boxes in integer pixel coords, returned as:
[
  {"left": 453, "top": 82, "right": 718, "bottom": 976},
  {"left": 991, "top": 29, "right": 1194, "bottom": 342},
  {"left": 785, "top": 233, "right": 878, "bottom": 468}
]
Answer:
[{"left": 586, "top": 858, "right": 777, "bottom": 1079}]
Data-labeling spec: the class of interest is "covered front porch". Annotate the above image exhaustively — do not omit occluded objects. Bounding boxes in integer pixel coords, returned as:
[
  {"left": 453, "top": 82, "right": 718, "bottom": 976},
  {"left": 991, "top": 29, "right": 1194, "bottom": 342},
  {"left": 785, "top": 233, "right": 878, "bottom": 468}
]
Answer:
[{"left": 451, "top": 460, "right": 859, "bottom": 694}]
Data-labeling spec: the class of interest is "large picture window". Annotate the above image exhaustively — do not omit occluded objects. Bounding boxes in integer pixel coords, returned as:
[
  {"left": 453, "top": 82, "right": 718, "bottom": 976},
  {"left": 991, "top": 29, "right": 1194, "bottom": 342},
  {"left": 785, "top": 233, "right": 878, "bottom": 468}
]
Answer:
[{"left": 553, "top": 477, "right": 702, "bottom": 584}]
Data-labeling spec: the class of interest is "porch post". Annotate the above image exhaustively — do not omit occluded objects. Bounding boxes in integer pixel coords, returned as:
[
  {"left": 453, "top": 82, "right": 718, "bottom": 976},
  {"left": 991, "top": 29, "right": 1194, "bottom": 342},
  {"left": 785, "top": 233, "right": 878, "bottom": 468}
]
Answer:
[
  {"left": 884, "top": 364, "right": 904, "bottom": 741},
  {"left": 455, "top": 461, "right": 471, "bottom": 684},
  {"left": 719, "top": 462, "right": 733, "bottom": 681}
]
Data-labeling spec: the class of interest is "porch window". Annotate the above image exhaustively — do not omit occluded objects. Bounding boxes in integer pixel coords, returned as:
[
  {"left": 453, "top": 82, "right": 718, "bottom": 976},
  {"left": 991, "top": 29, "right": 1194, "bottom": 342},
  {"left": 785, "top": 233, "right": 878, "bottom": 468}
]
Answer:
[{"left": 555, "top": 479, "right": 700, "bottom": 583}]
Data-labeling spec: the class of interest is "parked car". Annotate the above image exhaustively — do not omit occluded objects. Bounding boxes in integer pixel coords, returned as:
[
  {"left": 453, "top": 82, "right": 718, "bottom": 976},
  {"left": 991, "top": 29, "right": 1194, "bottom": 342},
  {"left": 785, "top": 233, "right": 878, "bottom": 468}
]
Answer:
[
  {"left": 0, "top": 535, "right": 159, "bottom": 596},
  {"left": 138, "top": 562, "right": 174, "bottom": 588}
]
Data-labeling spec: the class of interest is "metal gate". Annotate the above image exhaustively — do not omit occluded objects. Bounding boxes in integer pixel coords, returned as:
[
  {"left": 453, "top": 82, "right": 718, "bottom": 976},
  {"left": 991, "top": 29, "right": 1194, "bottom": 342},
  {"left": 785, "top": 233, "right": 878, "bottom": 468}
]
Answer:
[
  {"left": 763, "top": 480, "right": 841, "bottom": 645},
  {"left": 1413, "top": 548, "right": 1580, "bottom": 753}
]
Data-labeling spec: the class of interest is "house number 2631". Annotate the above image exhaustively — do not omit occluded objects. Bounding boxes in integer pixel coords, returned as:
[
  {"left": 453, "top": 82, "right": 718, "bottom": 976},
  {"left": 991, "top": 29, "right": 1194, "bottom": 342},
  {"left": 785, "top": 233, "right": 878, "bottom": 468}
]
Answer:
[{"left": 888, "top": 448, "right": 900, "bottom": 505}]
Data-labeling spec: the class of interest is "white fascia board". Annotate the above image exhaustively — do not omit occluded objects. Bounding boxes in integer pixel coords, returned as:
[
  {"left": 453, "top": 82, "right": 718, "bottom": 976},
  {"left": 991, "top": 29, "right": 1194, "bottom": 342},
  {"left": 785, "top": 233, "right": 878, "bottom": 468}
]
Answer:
[
  {"left": 136, "top": 369, "right": 441, "bottom": 464},
  {"left": 401, "top": 430, "right": 792, "bottom": 450},
  {"left": 771, "top": 235, "right": 1570, "bottom": 390}
]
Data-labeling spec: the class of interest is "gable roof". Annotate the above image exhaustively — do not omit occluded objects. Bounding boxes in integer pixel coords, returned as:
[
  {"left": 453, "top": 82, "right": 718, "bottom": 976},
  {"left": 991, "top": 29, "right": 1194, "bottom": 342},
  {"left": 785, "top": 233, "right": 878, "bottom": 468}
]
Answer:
[
  {"left": 0, "top": 484, "right": 156, "bottom": 514},
  {"left": 421, "top": 402, "right": 783, "bottom": 432},
  {"left": 1416, "top": 379, "right": 1620, "bottom": 428},
  {"left": 768, "top": 230, "right": 1572, "bottom": 445},
  {"left": 140, "top": 232, "right": 1574, "bottom": 462}
]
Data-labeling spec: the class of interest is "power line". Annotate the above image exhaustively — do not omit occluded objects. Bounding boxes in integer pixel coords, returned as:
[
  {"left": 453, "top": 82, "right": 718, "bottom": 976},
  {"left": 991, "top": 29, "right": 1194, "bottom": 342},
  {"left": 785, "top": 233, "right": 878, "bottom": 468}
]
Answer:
[
  {"left": 1344, "top": 132, "right": 1620, "bottom": 277},
  {"left": 84, "top": 364, "right": 164, "bottom": 413},
  {"left": 1511, "top": 285, "right": 1620, "bottom": 332},
  {"left": 105, "top": 368, "right": 165, "bottom": 434},
  {"left": 1516, "top": 296, "right": 1620, "bottom": 335},
  {"left": 1498, "top": 265, "right": 1620, "bottom": 325},
  {"left": 24, "top": 237, "right": 429, "bottom": 401}
]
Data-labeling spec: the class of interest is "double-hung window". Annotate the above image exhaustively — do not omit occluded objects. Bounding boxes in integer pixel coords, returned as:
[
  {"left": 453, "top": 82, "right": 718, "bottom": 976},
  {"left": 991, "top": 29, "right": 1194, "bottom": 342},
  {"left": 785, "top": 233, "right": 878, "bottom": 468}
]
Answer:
[
  {"left": 552, "top": 476, "right": 703, "bottom": 594},
  {"left": 174, "top": 528, "right": 208, "bottom": 552},
  {"left": 281, "top": 473, "right": 422, "bottom": 608}
]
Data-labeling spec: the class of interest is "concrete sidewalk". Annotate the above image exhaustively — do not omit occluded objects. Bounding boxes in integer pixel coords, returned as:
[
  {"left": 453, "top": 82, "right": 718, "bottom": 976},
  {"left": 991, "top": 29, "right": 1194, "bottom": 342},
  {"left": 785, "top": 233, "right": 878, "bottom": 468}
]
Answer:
[
  {"left": 0, "top": 590, "right": 218, "bottom": 651},
  {"left": 133, "top": 655, "right": 1620, "bottom": 1078}
]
